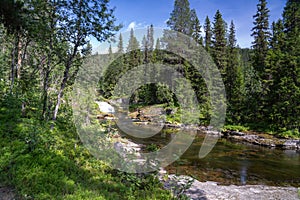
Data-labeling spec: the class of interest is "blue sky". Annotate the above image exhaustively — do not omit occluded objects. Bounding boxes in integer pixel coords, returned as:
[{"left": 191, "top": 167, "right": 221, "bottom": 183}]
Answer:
[{"left": 93, "top": 0, "right": 286, "bottom": 52}]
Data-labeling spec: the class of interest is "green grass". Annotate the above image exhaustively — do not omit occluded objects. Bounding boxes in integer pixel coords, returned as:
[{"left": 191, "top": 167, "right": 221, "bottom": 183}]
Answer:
[
  {"left": 222, "top": 125, "right": 250, "bottom": 132},
  {"left": 0, "top": 98, "right": 172, "bottom": 200}
]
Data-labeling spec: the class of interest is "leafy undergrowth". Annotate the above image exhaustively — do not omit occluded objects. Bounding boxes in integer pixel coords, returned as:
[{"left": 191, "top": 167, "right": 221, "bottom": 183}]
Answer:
[
  {"left": 223, "top": 124, "right": 300, "bottom": 139},
  {"left": 0, "top": 99, "right": 172, "bottom": 200}
]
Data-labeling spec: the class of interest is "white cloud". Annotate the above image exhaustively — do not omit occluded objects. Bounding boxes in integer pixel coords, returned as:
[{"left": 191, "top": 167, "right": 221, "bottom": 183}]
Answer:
[{"left": 127, "top": 22, "right": 136, "bottom": 31}]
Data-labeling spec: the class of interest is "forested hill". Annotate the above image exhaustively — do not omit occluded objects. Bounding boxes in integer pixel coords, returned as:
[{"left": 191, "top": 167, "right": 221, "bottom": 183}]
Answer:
[
  {"left": 95, "top": 1, "right": 300, "bottom": 138},
  {"left": 0, "top": 0, "right": 299, "bottom": 199}
]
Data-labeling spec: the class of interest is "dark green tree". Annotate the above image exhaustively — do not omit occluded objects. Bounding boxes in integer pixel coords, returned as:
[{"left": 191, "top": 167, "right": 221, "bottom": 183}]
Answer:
[
  {"left": 127, "top": 28, "right": 139, "bottom": 52},
  {"left": 167, "top": 0, "right": 191, "bottom": 35},
  {"left": 204, "top": 16, "right": 212, "bottom": 53},
  {"left": 117, "top": 33, "right": 124, "bottom": 54},
  {"left": 226, "top": 20, "right": 244, "bottom": 123},
  {"left": 190, "top": 9, "right": 203, "bottom": 45},
  {"left": 269, "top": 20, "right": 285, "bottom": 50},
  {"left": 212, "top": 10, "right": 227, "bottom": 76},
  {"left": 266, "top": 0, "right": 300, "bottom": 130},
  {"left": 251, "top": 0, "right": 270, "bottom": 76}
]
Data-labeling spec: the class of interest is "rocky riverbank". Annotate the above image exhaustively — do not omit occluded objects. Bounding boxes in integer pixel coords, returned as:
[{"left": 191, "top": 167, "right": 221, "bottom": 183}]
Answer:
[
  {"left": 99, "top": 100, "right": 300, "bottom": 150},
  {"left": 131, "top": 120, "right": 300, "bottom": 150},
  {"left": 159, "top": 173, "right": 300, "bottom": 200},
  {"left": 113, "top": 135, "right": 300, "bottom": 200}
]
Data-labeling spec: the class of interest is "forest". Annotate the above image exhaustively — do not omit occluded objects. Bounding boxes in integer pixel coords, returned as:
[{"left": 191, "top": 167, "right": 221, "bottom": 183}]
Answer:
[{"left": 0, "top": 0, "right": 299, "bottom": 199}]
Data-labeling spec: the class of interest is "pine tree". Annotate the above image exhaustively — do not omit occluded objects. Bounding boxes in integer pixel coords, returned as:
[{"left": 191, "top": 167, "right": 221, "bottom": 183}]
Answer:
[
  {"left": 126, "top": 28, "right": 141, "bottom": 68},
  {"left": 117, "top": 33, "right": 124, "bottom": 54},
  {"left": 167, "top": 0, "right": 192, "bottom": 35},
  {"left": 190, "top": 9, "right": 203, "bottom": 45},
  {"left": 270, "top": 0, "right": 300, "bottom": 130},
  {"left": 251, "top": 0, "right": 270, "bottom": 76},
  {"left": 204, "top": 16, "right": 212, "bottom": 53},
  {"left": 263, "top": 0, "right": 300, "bottom": 131},
  {"left": 147, "top": 24, "right": 154, "bottom": 51},
  {"left": 270, "top": 20, "right": 285, "bottom": 50},
  {"left": 226, "top": 20, "right": 244, "bottom": 123},
  {"left": 127, "top": 28, "right": 139, "bottom": 52},
  {"left": 142, "top": 25, "right": 155, "bottom": 63},
  {"left": 212, "top": 10, "right": 227, "bottom": 75}
]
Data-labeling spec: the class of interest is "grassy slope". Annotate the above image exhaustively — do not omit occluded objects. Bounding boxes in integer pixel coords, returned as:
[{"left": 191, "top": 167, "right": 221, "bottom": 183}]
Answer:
[{"left": 0, "top": 97, "right": 172, "bottom": 200}]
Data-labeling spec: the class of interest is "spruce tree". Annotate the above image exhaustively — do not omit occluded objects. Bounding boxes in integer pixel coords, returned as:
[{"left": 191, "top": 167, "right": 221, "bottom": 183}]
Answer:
[
  {"left": 117, "top": 33, "right": 124, "bottom": 54},
  {"left": 147, "top": 24, "right": 154, "bottom": 51},
  {"left": 251, "top": 0, "right": 270, "bottom": 76},
  {"left": 127, "top": 28, "right": 139, "bottom": 52},
  {"left": 226, "top": 20, "right": 244, "bottom": 123},
  {"left": 167, "top": 0, "right": 192, "bottom": 35},
  {"left": 272, "top": 0, "right": 300, "bottom": 130},
  {"left": 190, "top": 9, "right": 203, "bottom": 45},
  {"left": 212, "top": 10, "right": 227, "bottom": 76},
  {"left": 270, "top": 20, "right": 285, "bottom": 50},
  {"left": 204, "top": 16, "right": 212, "bottom": 53}
]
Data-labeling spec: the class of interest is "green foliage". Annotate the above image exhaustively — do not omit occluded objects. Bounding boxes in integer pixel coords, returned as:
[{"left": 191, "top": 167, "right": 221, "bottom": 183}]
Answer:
[
  {"left": 145, "top": 144, "right": 160, "bottom": 152},
  {"left": 167, "top": 0, "right": 192, "bottom": 35},
  {"left": 223, "top": 125, "right": 249, "bottom": 132},
  {"left": 0, "top": 95, "right": 172, "bottom": 199},
  {"left": 278, "top": 129, "right": 300, "bottom": 139},
  {"left": 204, "top": 16, "right": 212, "bottom": 53},
  {"left": 212, "top": 10, "right": 227, "bottom": 75},
  {"left": 251, "top": 0, "right": 271, "bottom": 76}
]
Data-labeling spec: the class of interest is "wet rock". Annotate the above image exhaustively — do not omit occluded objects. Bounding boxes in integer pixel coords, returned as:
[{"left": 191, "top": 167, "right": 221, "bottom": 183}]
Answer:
[
  {"left": 283, "top": 139, "right": 300, "bottom": 149},
  {"left": 231, "top": 131, "right": 245, "bottom": 136}
]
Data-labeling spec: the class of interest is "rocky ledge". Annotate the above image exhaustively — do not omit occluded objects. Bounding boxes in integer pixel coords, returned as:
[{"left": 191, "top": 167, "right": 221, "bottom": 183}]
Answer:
[
  {"left": 159, "top": 173, "right": 300, "bottom": 200},
  {"left": 222, "top": 130, "right": 300, "bottom": 150}
]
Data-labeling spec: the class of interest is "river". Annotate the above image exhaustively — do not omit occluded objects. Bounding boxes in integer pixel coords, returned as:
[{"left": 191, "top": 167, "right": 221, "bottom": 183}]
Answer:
[{"left": 122, "top": 128, "right": 300, "bottom": 187}]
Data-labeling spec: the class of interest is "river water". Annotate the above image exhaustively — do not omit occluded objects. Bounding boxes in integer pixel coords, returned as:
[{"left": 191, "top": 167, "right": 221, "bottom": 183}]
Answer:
[{"left": 123, "top": 128, "right": 300, "bottom": 187}]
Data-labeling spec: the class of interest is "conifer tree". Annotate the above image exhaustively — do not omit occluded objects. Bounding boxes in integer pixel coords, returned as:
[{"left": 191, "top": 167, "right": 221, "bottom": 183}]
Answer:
[
  {"left": 127, "top": 28, "right": 139, "bottom": 52},
  {"left": 269, "top": 20, "right": 285, "bottom": 50},
  {"left": 147, "top": 24, "right": 154, "bottom": 51},
  {"left": 226, "top": 20, "right": 244, "bottom": 123},
  {"left": 251, "top": 0, "right": 270, "bottom": 76},
  {"left": 212, "top": 10, "right": 227, "bottom": 75},
  {"left": 117, "top": 33, "right": 124, "bottom": 54},
  {"left": 269, "top": 0, "right": 300, "bottom": 130},
  {"left": 204, "top": 16, "right": 212, "bottom": 53},
  {"left": 167, "top": 0, "right": 192, "bottom": 35},
  {"left": 190, "top": 9, "right": 203, "bottom": 45}
]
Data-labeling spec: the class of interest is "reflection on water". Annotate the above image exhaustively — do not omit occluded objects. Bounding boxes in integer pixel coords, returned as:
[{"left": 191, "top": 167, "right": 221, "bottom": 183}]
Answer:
[
  {"left": 240, "top": 160, "right": 249, "bottom": 185},
  {"left": 122, "top": 128, "right": 300, "bottom": 186}
]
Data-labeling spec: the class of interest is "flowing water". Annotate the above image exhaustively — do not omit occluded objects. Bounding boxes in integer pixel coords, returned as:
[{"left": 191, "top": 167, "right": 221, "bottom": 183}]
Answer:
[{"left": 123, "top": 128, "right": 300, "bottom": 187}]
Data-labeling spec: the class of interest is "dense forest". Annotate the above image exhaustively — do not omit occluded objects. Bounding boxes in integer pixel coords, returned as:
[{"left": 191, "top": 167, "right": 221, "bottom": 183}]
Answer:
[
  {"left": 0, "top": 0, "right": 299, "bottom": 199},
  {"left": 99, "top": 0, "right": 300, "bottom": 137}
]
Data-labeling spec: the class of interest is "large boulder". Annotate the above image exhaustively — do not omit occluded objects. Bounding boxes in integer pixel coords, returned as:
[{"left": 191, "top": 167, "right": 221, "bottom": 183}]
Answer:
[{"left": 95, "top": 101, "right": 115, "bottom": 114}]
